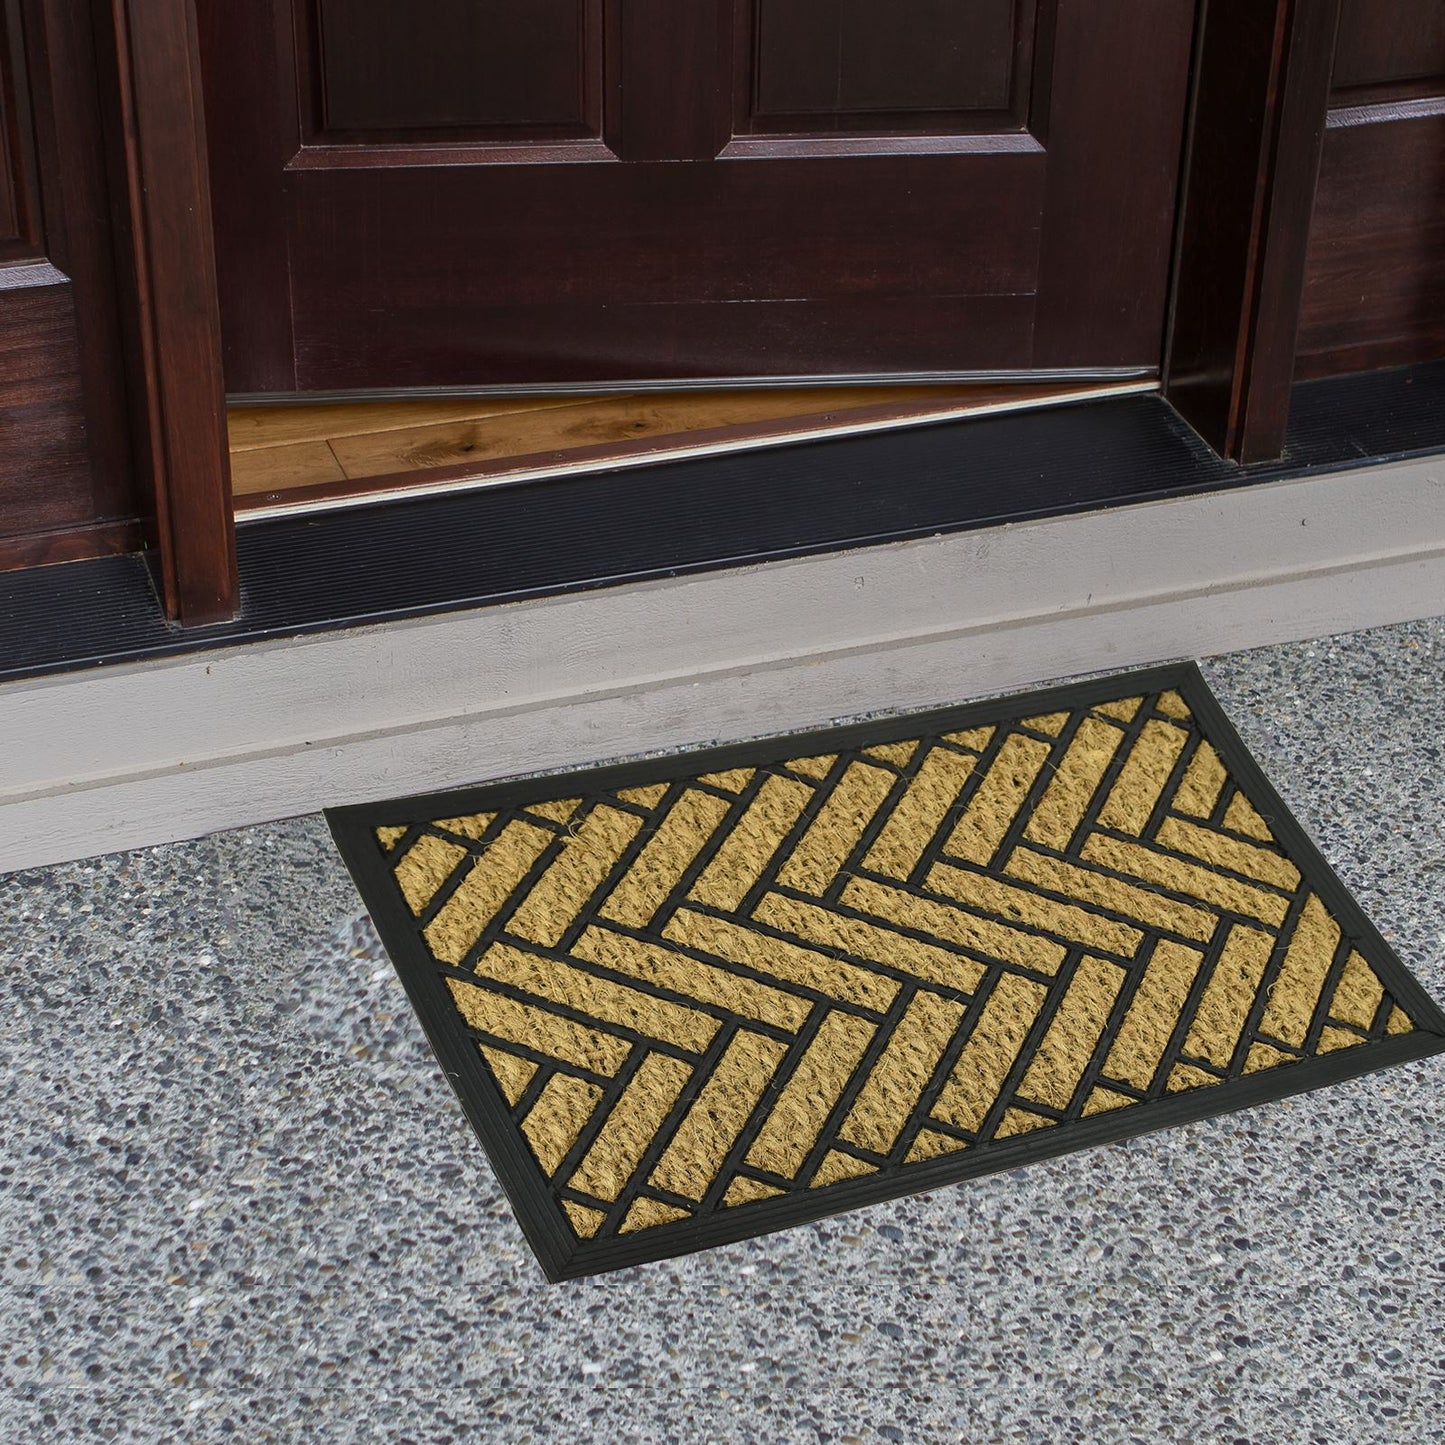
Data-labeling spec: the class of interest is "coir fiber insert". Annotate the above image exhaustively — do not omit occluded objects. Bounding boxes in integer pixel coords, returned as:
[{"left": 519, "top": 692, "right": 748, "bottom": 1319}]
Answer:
[{"left": 327, "top": 664, "right": 1445, "bottom": 1280}]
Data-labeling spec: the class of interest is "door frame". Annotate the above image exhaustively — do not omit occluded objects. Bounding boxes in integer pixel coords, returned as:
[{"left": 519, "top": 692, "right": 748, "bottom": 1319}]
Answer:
[
  {"left": 110, "top": 0, "right": 1346, "bottom": 626},
  {"left": 1162, "top": 0, "right": 1346, "bottom": 462},
  {"left": 102, "top": 0, "right": 235, "bottom": 627}
]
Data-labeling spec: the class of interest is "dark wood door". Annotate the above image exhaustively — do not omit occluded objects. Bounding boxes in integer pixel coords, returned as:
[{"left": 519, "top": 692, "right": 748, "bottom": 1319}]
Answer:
[
  {"left": 1296, "top": 0, "right": 1445, "bottom": 377},
  {"left": 199, "top": 1, "right": 1194, "bottom": 395},
  {"left": 0, "top": 0, "right": 136, "bottom": 570}
]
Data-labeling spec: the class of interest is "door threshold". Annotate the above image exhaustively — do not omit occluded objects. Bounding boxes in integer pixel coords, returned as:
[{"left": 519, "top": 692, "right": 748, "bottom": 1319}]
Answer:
[
  {"left": 6, "top": 451, "right": 1443, "bottom": 872},
  {"left": 231, "top": 379, "right": 1157, "bottom": 522},
  {"left": 6, "top": 360, "right": 1443, "bottom": 687}
]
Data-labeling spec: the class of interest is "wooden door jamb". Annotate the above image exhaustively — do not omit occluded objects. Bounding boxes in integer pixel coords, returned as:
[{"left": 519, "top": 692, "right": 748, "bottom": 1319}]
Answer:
[
  {"left": 101, "top": 0, "right": 237, "bottom": 625},
  {"left": 1163, "top": 0, "right": 1346, "bottom": 463}
]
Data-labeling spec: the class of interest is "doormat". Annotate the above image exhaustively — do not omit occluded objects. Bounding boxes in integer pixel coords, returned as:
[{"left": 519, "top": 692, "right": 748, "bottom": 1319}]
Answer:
[{"left": 327, "top": 664, "right": 1445, "bottom": 1280}]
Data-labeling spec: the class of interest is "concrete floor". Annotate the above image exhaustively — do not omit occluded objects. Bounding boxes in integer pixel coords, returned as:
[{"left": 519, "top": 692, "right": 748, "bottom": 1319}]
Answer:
[{"left": 1, "top": 616, "right": 1442, "bottom": 1443}]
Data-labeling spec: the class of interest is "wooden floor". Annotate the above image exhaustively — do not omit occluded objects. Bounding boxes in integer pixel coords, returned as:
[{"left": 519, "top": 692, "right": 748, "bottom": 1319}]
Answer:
[{"left": 228, "top": 380, "right": 1144, "bottom": 513}]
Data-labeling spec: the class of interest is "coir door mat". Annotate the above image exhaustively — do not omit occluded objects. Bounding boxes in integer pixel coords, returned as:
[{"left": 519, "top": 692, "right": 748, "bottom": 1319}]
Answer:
[{"left": 327, "top": 664, "right": 1445, "bottom": 1280}]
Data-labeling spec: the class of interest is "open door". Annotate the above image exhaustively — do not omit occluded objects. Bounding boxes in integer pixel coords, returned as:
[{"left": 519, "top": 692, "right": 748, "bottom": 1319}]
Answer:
[{"left": 198, "top": 1, "right": 1194, "bottom": 395}]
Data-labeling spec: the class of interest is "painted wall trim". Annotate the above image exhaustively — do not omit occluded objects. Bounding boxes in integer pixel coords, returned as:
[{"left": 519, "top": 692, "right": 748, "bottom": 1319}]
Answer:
[{"left": 1, "top": 456, "right": 1442, "bottom": 872}]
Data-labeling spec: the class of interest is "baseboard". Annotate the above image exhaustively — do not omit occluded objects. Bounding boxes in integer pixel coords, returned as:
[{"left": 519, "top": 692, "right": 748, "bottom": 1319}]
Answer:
[{"left": 2, "top": 456, "right": 1442, "bottom": 872}]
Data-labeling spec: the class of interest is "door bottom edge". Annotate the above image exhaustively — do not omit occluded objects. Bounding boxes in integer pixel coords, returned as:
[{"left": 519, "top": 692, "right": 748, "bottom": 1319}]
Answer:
[{"left": 226, "top": 367, "right": 1158, "bottom": 409}]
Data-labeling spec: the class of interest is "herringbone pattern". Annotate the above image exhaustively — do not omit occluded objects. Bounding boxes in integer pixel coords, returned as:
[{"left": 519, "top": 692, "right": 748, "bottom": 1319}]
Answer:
[{"left": 368, "top": 685, "right": 1422, "bottom": 1246}]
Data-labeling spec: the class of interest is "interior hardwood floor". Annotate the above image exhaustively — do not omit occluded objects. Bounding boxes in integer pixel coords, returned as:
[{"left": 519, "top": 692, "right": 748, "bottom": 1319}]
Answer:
[{"left": 228, "top": 380, "right": 1149, "bottom": 515}]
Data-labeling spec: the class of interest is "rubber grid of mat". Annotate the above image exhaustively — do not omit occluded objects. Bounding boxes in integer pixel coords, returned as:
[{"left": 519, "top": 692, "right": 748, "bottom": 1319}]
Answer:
[{"left": 328, "top": 663, "right": 1445, "bottom": 1279}]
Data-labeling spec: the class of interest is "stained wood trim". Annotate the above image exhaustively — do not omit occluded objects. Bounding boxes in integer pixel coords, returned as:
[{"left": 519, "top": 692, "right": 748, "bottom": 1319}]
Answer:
[
  {"left": 1163, "top": 0, "right": 1345, "bottom": 462},
  {"left": 610, "top": 0, "right": 729, "bottom": 162},
  {"left": 0, "top": 0, "right": 43, "bottom": 259},
  {"left": 103, "top": 0, "right": 236, "bottom": 624},
  {"left": 1295, "top": 100, "right": 1445, "bottom": 381},
  {"left": 0, "top": 517, "right": 143, "bottom": 572},
  {"left": 716, "top": 133, "right": 1042, "bottom": 159},
  {"left": 285, "top": 138, "right": 615, "bottom": 169}
]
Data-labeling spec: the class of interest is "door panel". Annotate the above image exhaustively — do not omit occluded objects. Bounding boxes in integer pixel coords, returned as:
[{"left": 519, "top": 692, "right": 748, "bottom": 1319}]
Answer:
[
  {"left": 313, "top": 0, "right": 602, "bottom": 138},
  {"left": 1331, "top": 0, "right": 1445, "bottom": 96},
  {"left": 0, "top": 0, "right": 136, "bottom": 567},
  {"left": 744, "top": 0, "right": 1027, "bottom": 130},
  {"left": 285, "top": 154, "right": 1044, "bottom": 387},
  {"left": 199, "top": 0, "right": 1194, "bottom": 394},
  {"left": 0, "top": 7, "right": 40, "bottom": 256},
  {"left": 1295, "top": 0, "right": 1445, "bottom": 378}
]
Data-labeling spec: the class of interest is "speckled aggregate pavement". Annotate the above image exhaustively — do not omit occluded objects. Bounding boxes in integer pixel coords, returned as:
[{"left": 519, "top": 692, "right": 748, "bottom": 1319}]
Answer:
[{"left": 1, "top": 617, "right": 1442, "bottom": 1444}]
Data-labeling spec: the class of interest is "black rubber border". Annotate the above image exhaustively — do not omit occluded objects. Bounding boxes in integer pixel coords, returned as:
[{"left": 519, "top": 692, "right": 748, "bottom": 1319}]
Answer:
[
  {"left": 4, "top": 361, "right": 1445, "bottom": 683},
  {"left": 327, "top": 661, "right": 1445, "bottom": 1281}
]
